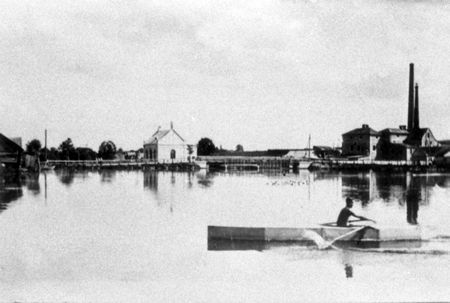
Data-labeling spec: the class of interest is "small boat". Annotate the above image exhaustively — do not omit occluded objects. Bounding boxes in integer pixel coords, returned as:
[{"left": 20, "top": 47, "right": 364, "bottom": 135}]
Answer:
[
  {"left": 194, "top": 160, "right": 208, "bottom": 169},
  {"left": 298, "top": 160, "right": 313, "bottom": 170},
  {"left": 208, "top": 224, "right": 421, "bottom": 243},
  {"left": 40, "top": 162, "right": 55, "bottom": 171}
]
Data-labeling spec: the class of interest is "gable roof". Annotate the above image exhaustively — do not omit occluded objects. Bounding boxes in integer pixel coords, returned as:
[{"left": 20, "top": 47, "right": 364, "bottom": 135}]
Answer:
[
  {"left": 0, "top": 133, "right": 24, "bottom": 154},
  {"left": 380, "top": 128, "right": 409, "bottom": 135},
  {"left": 145, "top": 128, "right": 185, "bottom": 145},
  {"left": 342, "top": 126, "right": 379, "bottom": 136},
  {"left": 439, "top": 140, "right": 450, "bottom": 146},
  {"left": 433, "top": 146, "right": 450, "bottom": 158},
  {"left": 404, "top": 128, "right": 431, "bottom": 145}
]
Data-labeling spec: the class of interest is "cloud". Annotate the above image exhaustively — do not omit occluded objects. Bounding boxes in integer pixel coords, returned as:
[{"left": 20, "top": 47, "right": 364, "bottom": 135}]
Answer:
[{"left": 1, "top": 0, "right": 450, "bottom": 149}]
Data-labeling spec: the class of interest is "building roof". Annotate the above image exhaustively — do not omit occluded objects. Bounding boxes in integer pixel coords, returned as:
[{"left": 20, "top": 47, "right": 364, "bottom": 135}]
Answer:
[
  {"left": 313, "top": 145, "right": 334, "bottom": 150},
  {"left": 0, "top": 133, "right": 24, "bottom": 154},
  {"left": 380, "top": 128, "right": 409, "bottom": 135},
  {"left": 433, "top": 146, "right": 450, "bottom": 158},
  {"left": 145, "top": 128, "right": 185, "bottom": 145},
  {"left": 342, "top": 126, "right": 379, "bottom": 136},
  {"left": 439, "top": 140, "right": 450, "bottom": 146},
  {"left": 403, "top": 128, "right": 430, "bottom": 145}
]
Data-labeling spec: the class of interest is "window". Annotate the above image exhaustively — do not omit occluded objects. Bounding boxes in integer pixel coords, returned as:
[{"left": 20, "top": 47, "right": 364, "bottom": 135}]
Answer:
[{"left": 170, "top": 149, "right": 176, "bottom": 160}]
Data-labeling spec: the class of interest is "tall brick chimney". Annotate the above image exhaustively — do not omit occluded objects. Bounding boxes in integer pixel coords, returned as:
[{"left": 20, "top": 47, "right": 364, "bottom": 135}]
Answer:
[
  {"left": 407, "top": 63, "right": 415, "bottom": 130},
  {"left": 414, "top": 83, "right": 419, "bottom": 129}
]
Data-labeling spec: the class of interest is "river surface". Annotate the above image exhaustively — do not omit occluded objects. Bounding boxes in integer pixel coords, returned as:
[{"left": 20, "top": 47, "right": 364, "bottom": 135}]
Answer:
[{"left": 0, "top": 169, "right": 450, "bottom": 302}]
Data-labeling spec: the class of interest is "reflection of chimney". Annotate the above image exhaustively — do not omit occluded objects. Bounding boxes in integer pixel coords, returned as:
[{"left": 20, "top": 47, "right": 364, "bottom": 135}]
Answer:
[
  {"left": 414, "top": 83, "right": 420, "bottom": 129},
  {"left": 407, "top": 63, "right": 415, "bottom": 130}
]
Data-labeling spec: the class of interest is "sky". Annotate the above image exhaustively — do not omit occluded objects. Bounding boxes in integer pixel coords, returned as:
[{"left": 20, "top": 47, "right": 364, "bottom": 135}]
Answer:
[{"left": 1, "top": 0, "right": 450, "bottom": 151}]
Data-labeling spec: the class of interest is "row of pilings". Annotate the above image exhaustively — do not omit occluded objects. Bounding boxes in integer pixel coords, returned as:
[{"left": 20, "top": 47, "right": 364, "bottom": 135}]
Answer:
[
  {"left": 45, "top": 160, "right": 199, "bottom": 171},
  {"left": 39, "top": 158, "right": 447, "bottom": 173}
]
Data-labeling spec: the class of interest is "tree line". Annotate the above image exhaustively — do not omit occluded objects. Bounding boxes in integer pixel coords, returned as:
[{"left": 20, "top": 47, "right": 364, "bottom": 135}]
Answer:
[
  {"left": 197, "top": 138, "right": 243, "bottom": 156},
  {"left": 25, "top": 136, "right": 242, "bottom": 161},
  {"left": 25, "top": 138, "right": 124, "bottom": 161}
]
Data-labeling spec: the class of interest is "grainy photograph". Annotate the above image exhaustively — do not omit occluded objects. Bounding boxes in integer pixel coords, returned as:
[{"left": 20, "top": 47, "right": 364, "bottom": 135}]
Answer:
[{"left": 1, "top": 0, "right": 450, "bottom": 302}]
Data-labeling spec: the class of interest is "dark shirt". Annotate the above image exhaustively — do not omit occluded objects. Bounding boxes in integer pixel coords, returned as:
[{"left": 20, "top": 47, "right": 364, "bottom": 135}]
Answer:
[{"left": 337, "top": 207, "right": 356, "bottom": 227}]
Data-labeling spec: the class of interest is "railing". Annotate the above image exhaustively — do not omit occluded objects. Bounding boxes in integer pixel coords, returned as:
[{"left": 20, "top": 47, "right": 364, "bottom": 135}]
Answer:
[{"left": 330, "top": 160, "right": 414, "bottom": 166}]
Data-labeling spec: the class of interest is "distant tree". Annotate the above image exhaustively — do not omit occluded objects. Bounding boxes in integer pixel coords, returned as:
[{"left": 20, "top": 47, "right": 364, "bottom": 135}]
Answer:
[
  {"left": 26, "top": 139, "right": 42, "bottom": 154},
  {"left": 58, "top": 138, "right": 76, "bottom": 160},
  {"left": 48, "top": 147, "right": 59, "bottom": 160},
  {"left": 236, "top": 144, "right": 244, "bottom": 152},
  {"left": 98, "top": 140, "right": 117, "bottom": 160},
  {"left": 197, "top": 138, "right": 216, "bottom": 156},
  {"left": 76, "top": 147, "right": 97, "bottom": 161}
]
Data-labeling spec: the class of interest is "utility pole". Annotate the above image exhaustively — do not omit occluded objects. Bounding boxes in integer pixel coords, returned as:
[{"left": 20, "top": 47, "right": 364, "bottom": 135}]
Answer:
[{"left": 45, "top": 129, "right": 47, "bottom": 161}]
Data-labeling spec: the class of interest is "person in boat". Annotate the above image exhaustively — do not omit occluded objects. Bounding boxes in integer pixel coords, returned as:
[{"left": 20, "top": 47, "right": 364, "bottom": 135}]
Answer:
[{"left": 336, "top": 197, "right": 369, "bottom": 227}]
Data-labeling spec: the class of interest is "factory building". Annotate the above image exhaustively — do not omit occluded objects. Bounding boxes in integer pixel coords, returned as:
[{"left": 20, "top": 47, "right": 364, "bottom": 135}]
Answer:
[{"left": 342, "top": 63, "right": 439, "bottom": 162}]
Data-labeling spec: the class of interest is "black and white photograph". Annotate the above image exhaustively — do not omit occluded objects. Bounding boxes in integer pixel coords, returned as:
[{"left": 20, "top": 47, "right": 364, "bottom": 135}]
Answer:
[{"left": 1, "top": 0, "right": 450, "bottom": 302}]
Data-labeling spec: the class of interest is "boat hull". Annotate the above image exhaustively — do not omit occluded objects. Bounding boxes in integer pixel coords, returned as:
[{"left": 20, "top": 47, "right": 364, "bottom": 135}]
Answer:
[{"left": 208, "top": 225, "right": 421, "bottom": 242}]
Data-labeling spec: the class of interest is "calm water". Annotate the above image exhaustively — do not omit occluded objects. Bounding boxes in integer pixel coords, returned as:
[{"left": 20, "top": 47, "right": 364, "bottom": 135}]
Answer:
[{"left": 1, "top": 169, "right": 450, "bottom": 302}]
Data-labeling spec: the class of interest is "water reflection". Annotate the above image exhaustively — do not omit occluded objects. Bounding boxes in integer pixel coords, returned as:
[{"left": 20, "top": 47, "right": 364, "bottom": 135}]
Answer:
[
  {"left": 0, "top": 177, "right": 23, "bottom": 212},
  {"left": 197, "top": 170, "right": 213, "bottom": 187},
  {"left": 341, "top": 172, "right": 373, "bottom": 206},
  {"left": 338, "top": 171, "right": 450, "bottom": 224},
  {"left": 344, "top": 264, "right": 353, "bottom": 278},
  {"left": 24, "top": 173, "right": 40, "bottom": 195},
  {"left": 55, "top": 169, "right": 75, "bottom": 186},
  {"left": 144, "top": 170, "right": 158, "bottom": 192},
  {"left": 99, "top": 170, "right": 116, "bottom": 183}
]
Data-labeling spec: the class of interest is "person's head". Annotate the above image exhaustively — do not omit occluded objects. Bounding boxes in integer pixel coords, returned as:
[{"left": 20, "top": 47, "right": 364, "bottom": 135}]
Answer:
[{"left": 345, "top": 197, "right": 353, "bottom": 208}]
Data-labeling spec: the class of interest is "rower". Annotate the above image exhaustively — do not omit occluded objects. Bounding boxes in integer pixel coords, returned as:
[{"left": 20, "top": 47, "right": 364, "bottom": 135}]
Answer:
[{"left": 337, "top": 197, "right": 370, "bottom": 227}]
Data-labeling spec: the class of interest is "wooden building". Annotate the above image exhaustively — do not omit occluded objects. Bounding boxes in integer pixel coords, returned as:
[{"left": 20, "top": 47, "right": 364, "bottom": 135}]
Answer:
[
  {"left": 143, "top": 123, "right": 196, "bottom": 163},
  {"left": 0, "top": 133, "right": 23, "bottom": 172}
]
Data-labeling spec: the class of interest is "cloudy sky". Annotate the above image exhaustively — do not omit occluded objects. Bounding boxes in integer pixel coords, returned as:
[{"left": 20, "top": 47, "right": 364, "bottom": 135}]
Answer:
[{"left": 1, "top": 0, "right": 450, "bottom": 151}]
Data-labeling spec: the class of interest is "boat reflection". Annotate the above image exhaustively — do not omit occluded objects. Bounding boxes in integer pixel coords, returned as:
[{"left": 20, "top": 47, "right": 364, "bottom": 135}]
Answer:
[
  {"left": 208, "top": 239, "right": 316, "bottom": 251},
  {"left": 208, "top": 239, "right": 422, "bottom": 252}
]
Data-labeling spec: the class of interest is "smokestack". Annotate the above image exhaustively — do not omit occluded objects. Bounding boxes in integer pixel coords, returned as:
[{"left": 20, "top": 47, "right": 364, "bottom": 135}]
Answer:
[
  {"left": 414, "top": 83, "right": 419, "bottom": 129},
  {"left": 407, "top": 63, "right": 415, "bottom": 130}
]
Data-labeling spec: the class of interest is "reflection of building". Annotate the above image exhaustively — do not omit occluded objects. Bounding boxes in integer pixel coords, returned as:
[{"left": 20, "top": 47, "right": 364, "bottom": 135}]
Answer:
[
  {"left": 144, "top": 171, "right": 158, "bottom": 192},
  {"left": 340, "top": 171, "right": 449, "bottom": 225},
  {"left": 342, "top": 64, "right": 440, "bottom": 162},
  {"left": 341, "top": 172, "right": 377, "bottom": 205},
  {"left": 0, "top": 179, "right": 23, "bottom": 212},
  {"left": 405, "top": 174, "right": 420, "bottom": 225},
  {"left": 143, "top": 123, "right": 196, "bottom": 163}
]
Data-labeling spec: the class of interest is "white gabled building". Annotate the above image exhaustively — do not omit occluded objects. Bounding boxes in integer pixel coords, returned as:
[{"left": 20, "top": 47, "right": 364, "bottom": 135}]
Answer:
[{"left": 143, "top": 123, "right": 196, "bottom": 163}]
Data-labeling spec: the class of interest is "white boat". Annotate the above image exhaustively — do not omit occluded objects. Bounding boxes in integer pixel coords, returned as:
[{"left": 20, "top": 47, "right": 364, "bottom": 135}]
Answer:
[
  {"left": 298, "top": 160, "right": 313, "bottom": 170},
  {"left": 194, "top": 160, "right": 208, "bottom": 169},
  {"left": 40, "top": 162, "right": 55, "bottom": 171},
  {"left": 208, "top": 224, "right": 421, "bottom": 242}
]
